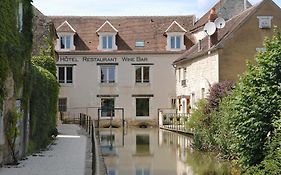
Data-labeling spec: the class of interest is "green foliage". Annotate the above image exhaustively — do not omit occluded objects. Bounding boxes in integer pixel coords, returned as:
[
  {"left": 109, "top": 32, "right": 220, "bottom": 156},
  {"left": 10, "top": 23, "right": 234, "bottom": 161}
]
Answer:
[
  {"left": 188, "top": 81, "right": 234, "bottom": 152},
  {"left": 244, "top": 115, "right": 281, "bottom": 174},
  {"left": 5, "top": 108, "right": 22, "bottom": 163},
  {"left": 29, "top": 63, "right": 59, "bottom": 150},
  {"left": 204, "top": 81, "right": 234, "bottom": 114},
  {"left": 226, "top": 29, "right": 281, "bottom": 167},
  {"left": 32, "top": 55, "right": 57, "bottom": 76},
  {"left": 187, "top": 29, "right": 281, "bottom": 172}
]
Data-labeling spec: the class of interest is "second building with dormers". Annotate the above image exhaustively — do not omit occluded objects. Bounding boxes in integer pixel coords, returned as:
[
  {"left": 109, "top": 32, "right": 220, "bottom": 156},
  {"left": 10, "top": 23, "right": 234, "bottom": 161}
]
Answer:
[{"left": 51, "top": 16, "right": 195, "bottom": 126}]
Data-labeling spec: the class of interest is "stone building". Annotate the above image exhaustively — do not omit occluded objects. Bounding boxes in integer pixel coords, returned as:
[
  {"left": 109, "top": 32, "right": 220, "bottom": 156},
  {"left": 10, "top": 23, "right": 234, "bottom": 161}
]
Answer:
[{"left": 173, "top": 0, "right": 281, "bottom": 113}]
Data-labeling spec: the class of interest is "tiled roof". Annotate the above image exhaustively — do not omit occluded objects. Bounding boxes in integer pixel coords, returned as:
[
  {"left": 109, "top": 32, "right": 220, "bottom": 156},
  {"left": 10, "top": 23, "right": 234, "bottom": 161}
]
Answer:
[
  {"left": 173, "top": 1, "right": 261, "bottom": 64},
  {"left": 190, "top": 1, "right": 221, "bottom": 32},
  {"left": 165, "top": 21, "right": 187, "bottom": 33},
  {"left": 50, "top": 16, "right": 195, "bottom": 52},
  {"left": 56, "top": 21, "right": 76, "bottom": 33},
  {"left": 96, "top": 21, "right": 118, "bottom": 33},
  {"left": 191, "top": 0, "right": 252, "bottom": 32}
]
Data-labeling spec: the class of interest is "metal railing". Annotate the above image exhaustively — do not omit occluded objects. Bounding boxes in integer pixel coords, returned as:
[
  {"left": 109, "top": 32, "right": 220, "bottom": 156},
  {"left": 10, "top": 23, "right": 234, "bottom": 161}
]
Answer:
[
  {"left": 159, "top": 113, "right": 192, "bottom": 133},
  {"left": 79, "top": 113, "right": 99, "bottom": 175}
]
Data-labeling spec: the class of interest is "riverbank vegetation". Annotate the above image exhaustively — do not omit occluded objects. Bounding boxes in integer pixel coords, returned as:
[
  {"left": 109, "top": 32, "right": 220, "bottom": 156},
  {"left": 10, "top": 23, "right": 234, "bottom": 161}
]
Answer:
[{"left": 188, "top": 29, "right": 281, "bottom": 173}]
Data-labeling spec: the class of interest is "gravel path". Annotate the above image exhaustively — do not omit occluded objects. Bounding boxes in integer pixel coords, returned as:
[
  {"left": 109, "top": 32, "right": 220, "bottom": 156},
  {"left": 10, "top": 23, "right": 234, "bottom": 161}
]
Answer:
[{"left": 0, "top": 124, "right": 87, "bottom": 175}]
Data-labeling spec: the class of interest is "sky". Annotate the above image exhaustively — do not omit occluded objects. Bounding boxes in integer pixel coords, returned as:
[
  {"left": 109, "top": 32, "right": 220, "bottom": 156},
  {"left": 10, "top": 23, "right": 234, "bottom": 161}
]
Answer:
[{"left": 32, "top": 0, "right": 280, "bottom": 18}]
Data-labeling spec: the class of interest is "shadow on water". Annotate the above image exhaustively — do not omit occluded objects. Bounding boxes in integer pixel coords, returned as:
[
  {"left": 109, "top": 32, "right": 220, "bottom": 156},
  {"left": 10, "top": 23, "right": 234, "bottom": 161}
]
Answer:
[{"left": 97, "top": 127, "right": 239, "bottom": 175}]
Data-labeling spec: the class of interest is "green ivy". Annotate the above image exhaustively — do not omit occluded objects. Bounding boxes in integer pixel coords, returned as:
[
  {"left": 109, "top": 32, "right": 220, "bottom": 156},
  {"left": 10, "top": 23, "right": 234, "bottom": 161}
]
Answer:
[
  {"left": 29, "top": 58, "right": 59, "bottom": 151},
  {"left": 5, "top": 108, "right": 22, "bottom": 164}
]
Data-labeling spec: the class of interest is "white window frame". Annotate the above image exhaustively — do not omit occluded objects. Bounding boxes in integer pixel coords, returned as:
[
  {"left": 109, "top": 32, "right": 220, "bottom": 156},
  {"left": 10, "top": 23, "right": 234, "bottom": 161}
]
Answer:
[
  {"left": 100, "top": 65, "right": 116, "bottom": 84},
  {"left": 166, "top": 32, "right": 186, "bottom": 51},
  {"left": 135, "top": 66, "right": 150, "bottom": 83},
  {"left": 98, "top": 32, "right": 117, "bottom": 51},
  {"left": 56, "top": 33, "right": 75, "bottom": 51},
  {"left": 57, "top": 66, "right": 74, "bottom": 85}
]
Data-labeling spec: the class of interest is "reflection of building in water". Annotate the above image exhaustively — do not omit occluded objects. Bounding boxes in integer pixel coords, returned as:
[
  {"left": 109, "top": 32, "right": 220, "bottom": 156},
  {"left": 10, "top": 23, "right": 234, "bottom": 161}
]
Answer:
[
  {"left": 99, "top": 128, "right": 197, "bottom": 175},
  {"left": 99, "top": 128, "right": 179, "bottom": 175},
  {"left": 99, "top": 128, "right": 231, "bottom": 175},
  {"left": 159, "top": 129, "right": 194, "bottom": 175}
]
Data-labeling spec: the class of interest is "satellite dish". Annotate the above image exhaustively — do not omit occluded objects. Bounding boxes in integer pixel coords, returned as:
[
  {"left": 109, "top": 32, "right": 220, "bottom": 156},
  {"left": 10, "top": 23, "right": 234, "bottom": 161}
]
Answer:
[
  {"left": 203, "top": 22, "right": 216, "bottom": 36},
  {"left": 214, "top": 17, "right": 226, "bottom": 29},
  {"left": 197, "top": 31, "right": 207, "bottom": 40}
]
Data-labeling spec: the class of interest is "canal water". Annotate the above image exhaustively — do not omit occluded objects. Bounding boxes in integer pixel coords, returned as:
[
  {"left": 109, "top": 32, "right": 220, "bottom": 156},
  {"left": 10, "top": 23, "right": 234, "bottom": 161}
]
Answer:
[{"left": 97, "top": 128, "right": 236, "bottom": 175}]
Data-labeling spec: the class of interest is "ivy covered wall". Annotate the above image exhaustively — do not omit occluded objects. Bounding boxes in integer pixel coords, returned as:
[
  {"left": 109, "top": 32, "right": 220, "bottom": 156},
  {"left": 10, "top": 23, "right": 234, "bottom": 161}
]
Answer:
[{"left": 0, "top": 0, "right": 33, "bottom": 164}]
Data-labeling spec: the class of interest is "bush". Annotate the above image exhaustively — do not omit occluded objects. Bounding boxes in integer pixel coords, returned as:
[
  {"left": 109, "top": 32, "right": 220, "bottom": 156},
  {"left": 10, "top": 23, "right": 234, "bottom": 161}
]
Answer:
[
  {"left": 244, "top": 115, "right": 281, "bottom": 174},
  {"left": 204, "top": 81, "right": 234, "bottom": 114},
  {"left": 29, "top": 61, "right": 59, "bottom": 151},
  {"left": 226, "top": 29, "right": 281, "bottom": 167}
]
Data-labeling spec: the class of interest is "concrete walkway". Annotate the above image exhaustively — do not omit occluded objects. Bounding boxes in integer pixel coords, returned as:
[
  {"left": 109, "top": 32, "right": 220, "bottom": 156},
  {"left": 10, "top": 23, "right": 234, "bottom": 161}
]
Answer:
[{"left": 0, "top": 124, "right": 87, "bottom": 175}]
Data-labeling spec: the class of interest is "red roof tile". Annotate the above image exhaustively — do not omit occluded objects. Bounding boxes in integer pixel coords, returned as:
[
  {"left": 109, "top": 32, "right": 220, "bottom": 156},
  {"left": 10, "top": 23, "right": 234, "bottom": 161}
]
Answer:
[
  {"left": 50, "top": 16, "right": 195, "bottom": 52},
  {"left": 174, "top": 2, "right": 261, "bottom": 64}
]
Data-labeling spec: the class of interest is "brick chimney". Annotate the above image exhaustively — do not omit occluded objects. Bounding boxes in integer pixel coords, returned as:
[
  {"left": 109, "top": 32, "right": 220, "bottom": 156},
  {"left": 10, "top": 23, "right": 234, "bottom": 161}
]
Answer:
[{"left": 209, "top": 8, "right": 218, "bottom": 48}]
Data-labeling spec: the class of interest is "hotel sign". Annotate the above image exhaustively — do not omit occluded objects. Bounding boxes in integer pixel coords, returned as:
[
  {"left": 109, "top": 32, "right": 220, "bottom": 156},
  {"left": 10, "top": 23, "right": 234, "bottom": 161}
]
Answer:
[{"left": 58, "top": 56, "right": 148, "bottom": 63}]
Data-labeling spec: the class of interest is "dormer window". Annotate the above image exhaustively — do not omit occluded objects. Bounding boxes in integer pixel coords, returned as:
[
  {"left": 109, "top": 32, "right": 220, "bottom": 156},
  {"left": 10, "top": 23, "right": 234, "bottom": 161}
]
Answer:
[
  {"left": 60, "top": 35, "right": 71, "bottom": 49},
  {"left": 165, "top": 21, "right": 187, "bottom": 51},
  {"left": 102, "top": 35, "right": 113, "bottom": 49},
  {"left": 56, "top": 21, "right": 76, "bottom": 51},
  {"left": 96, "top": 21, "right": 118, "bottom": 51},
  {"left": 170, "top": 35, "right": 181, "bottom": 49}
]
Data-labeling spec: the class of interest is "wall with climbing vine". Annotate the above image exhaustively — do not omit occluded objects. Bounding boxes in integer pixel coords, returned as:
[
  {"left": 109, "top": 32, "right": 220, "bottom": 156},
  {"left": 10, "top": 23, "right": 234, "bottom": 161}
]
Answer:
[{"left": 0, "top": 0, "right": 33, "bottom": 164}]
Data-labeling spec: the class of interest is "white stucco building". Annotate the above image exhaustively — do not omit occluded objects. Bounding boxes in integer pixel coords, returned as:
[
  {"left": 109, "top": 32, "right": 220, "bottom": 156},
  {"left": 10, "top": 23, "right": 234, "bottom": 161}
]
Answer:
[{"left": 51, "top": 16, "right": 195, "bottom": 126}]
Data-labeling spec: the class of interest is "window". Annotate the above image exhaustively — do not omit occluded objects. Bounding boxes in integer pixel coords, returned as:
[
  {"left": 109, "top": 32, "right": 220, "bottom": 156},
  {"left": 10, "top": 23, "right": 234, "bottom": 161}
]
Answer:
[
  {"left": 135, "top": 40, "right": 145, "bottom": 47},
  {"left": 108, "top": 169, "right": 117, "bottom": 175},
  {"left": 102, "top": 35, "right": 113, "bottom": 49},
  {"left": 100, "top": 134, "right": 116, "bottom": 154},
  {"left": 17, "top": 2, "right": 23, "bottom": 31},
  {"left": 178, "top": 68, "right": 181, "bottom": 82},
  {"left": 257, "top": 16, "right": 273, "bottom": 29},
  {"left": 201, "top": 88, "right": 205, "bottom": 99},
  {"left": 101, "top": 66, "right": 115, "bottom": 83},
  {"left": 170, "top": 36, "right": 181, "bottom": 49},
  {"left": 58, "top": 66, "right": 73, "bottom": 84},
  {"left": 136, "top": 167, "right": 150, "bottom": 175},
  {"left": 101, "top": 98, "right": 115, "bottom": 117},
  {"left": 60, "top": 36, "right": 71, "bottom": 49},
  {"left": 136, "top": 135, "right": 150, "bottom": 155},
  {"left": 58, "top": 98, "right": 67, "bottom": 112},
  {"left": 136, "top": 98, "right": 149, "bottom": 117},
  {"left": 171, "top": 98, "right": 176, "bottom": 109},
  {"left": 135, "top": 66, "right": 149, "bottom": 83}
]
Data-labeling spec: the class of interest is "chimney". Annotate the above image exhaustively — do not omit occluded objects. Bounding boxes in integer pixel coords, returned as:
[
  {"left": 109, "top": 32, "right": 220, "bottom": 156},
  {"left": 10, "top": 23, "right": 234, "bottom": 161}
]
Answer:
[{"left": 209, "top": 8, "right": 218, "bottom": 48}]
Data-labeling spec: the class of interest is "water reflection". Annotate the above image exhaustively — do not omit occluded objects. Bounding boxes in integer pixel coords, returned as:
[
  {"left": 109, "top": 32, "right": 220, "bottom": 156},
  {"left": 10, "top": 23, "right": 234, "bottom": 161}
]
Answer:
[{"left": 97, "top": 128, "right": 236, "bottom": 175}]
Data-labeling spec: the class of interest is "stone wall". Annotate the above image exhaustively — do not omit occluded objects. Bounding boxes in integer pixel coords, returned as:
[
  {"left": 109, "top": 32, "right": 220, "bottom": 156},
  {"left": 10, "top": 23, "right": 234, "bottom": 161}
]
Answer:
[{"left": 176, "top": 52, "right": 219, "bottom": 110}]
